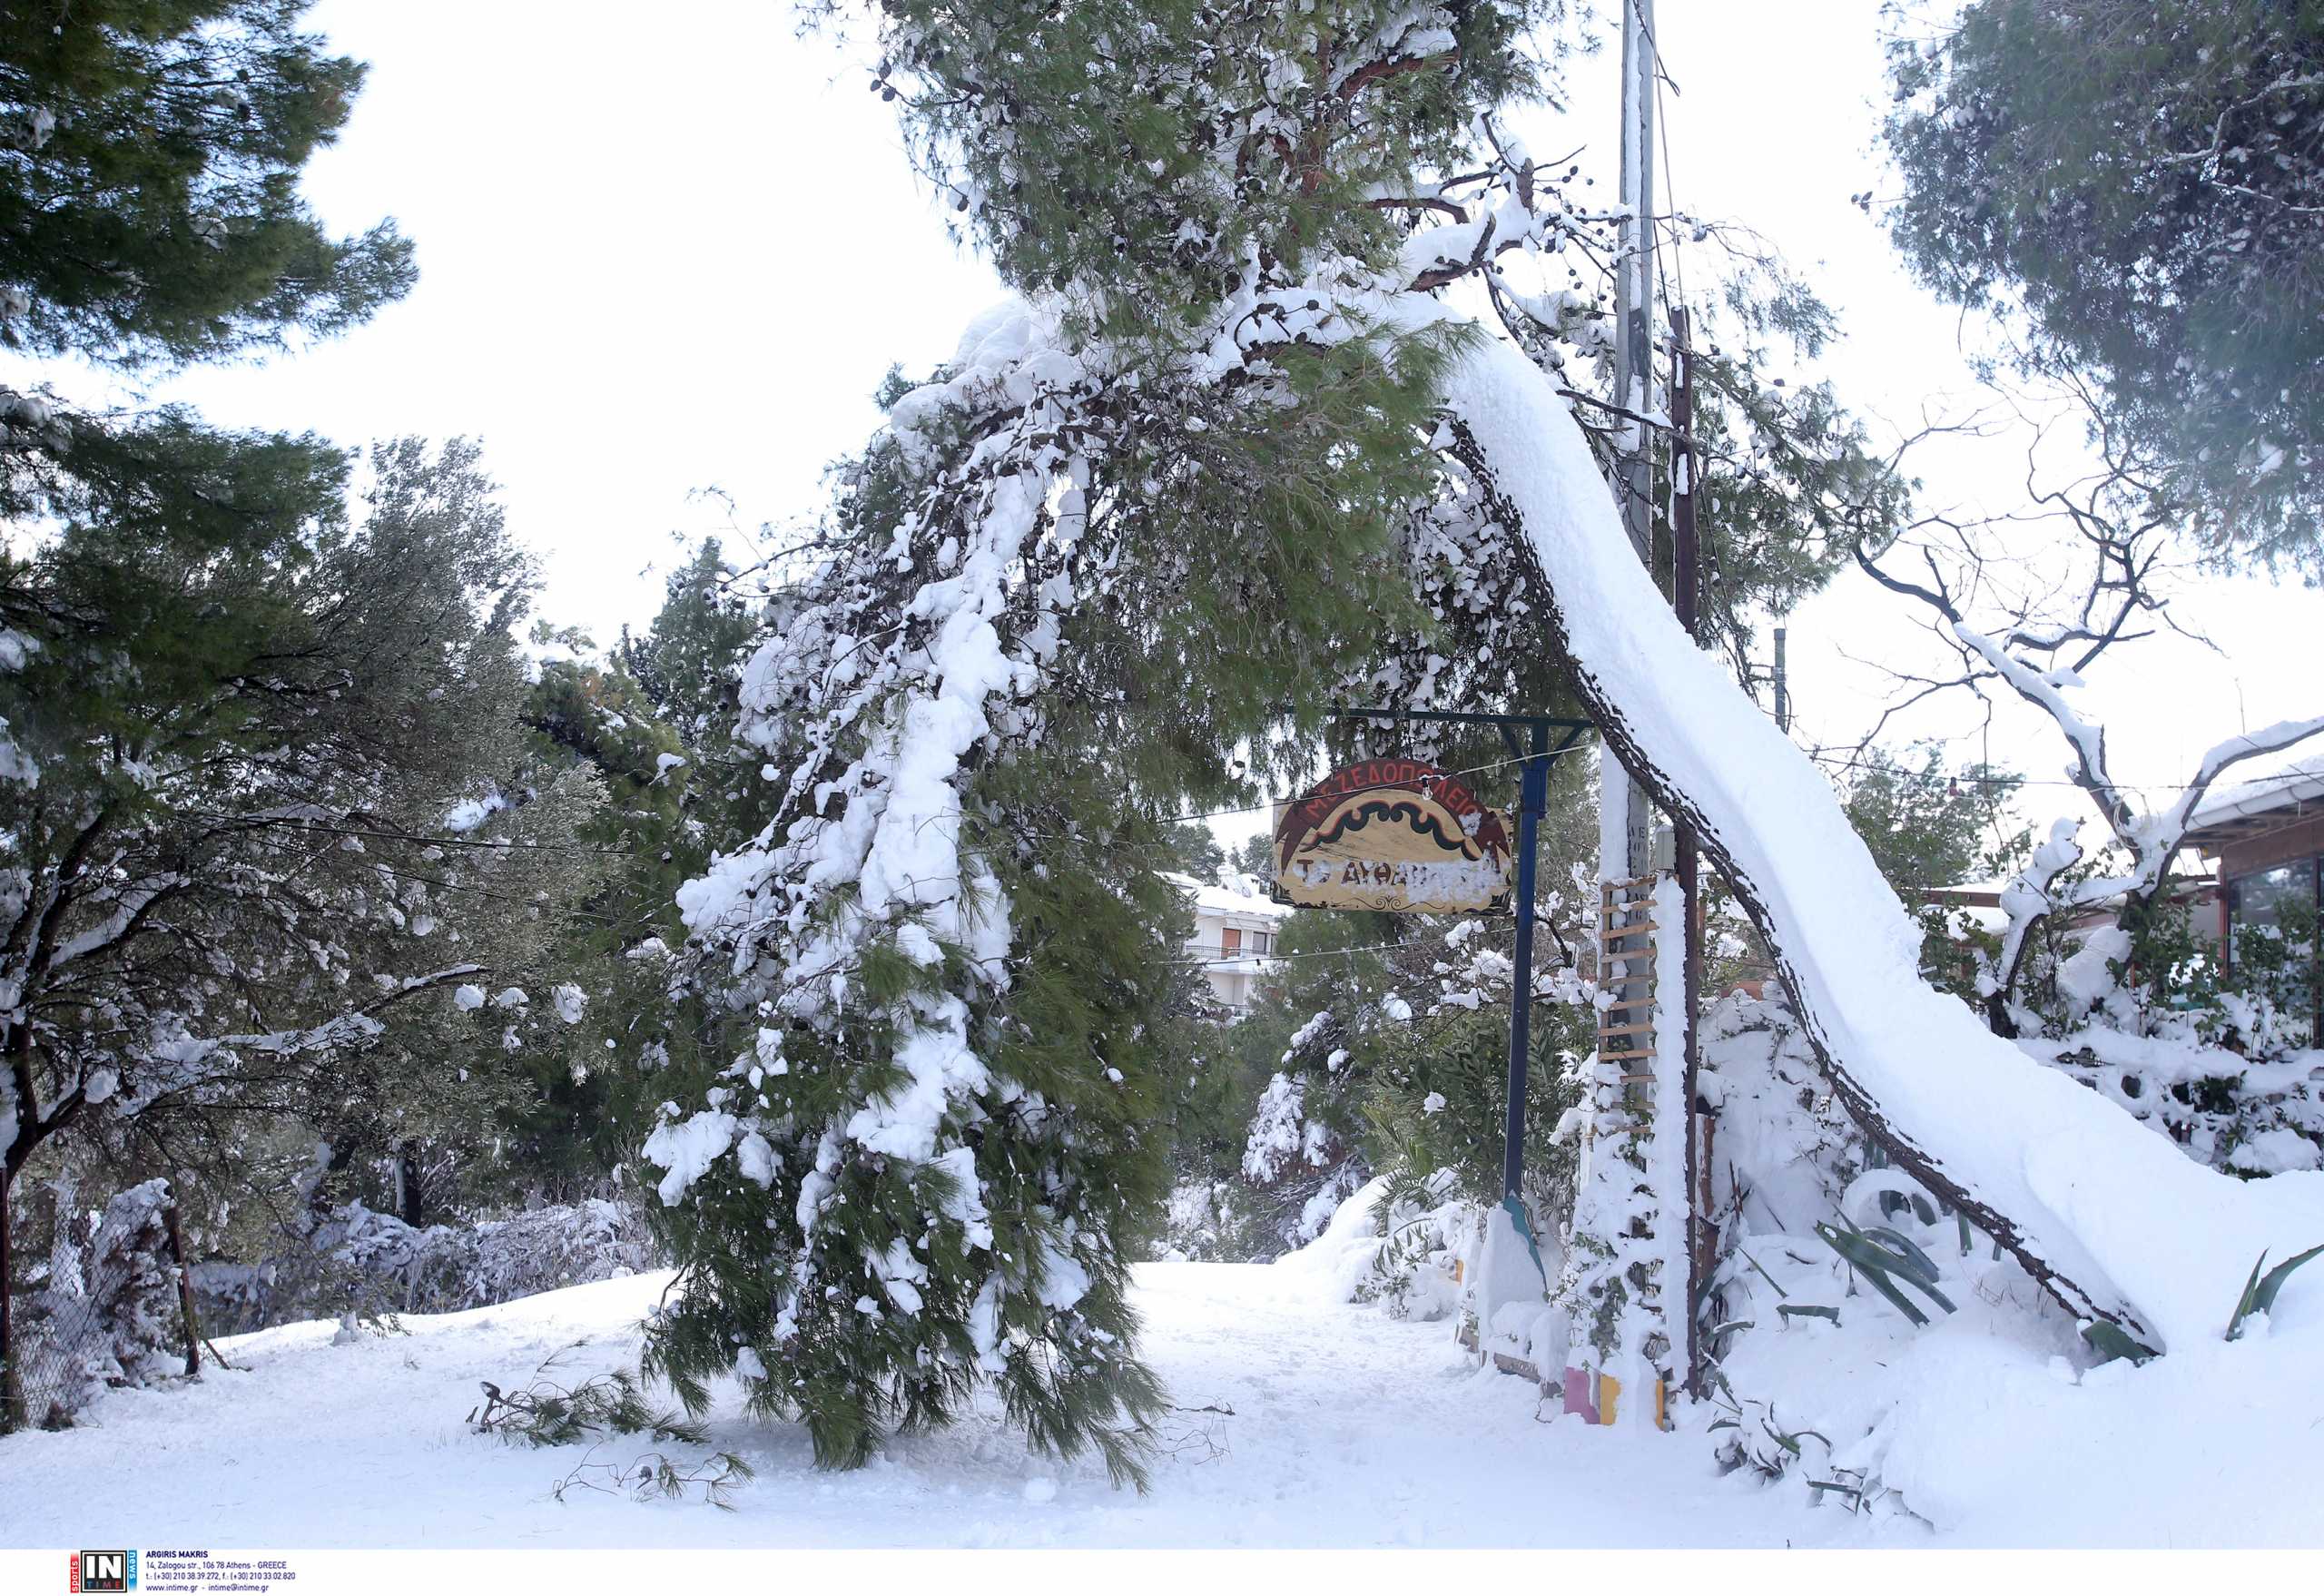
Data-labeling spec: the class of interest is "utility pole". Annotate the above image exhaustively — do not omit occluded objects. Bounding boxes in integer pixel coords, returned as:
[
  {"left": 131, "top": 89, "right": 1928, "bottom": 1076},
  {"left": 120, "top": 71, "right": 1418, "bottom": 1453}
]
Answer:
[
  {"left": 1601, "top": 0, "right": 1658, "bottom": 890},
  {"left": 1570, "top": 0, "right": 1683, "bottom": 1430},
  {"left": 1669, "top": 307, "right": 1707, "bottom": 1398},
  {"left": 1773, "top": 626, "right": 1791, "bottom": 734}
]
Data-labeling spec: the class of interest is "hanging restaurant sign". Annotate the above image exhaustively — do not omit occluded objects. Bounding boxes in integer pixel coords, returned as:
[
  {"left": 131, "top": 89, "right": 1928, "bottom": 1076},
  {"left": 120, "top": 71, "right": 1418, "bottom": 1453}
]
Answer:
[{"left": 1272, "top": 758, "right": 1514, "bottom": 913}]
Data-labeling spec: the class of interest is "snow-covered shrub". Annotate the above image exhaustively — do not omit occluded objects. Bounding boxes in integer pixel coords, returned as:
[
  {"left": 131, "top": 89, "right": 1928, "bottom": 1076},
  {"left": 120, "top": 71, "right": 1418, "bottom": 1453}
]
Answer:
[
  {"left": 1960, "top": 887, "right": 2324, "bottom": 1176},
  {"left": 192, "top": 1197, "right": 662, "bottom": 1335},
  {"left": 1699, "top": 1158, "right": 2063, "bottom": 1520},
  {"left": 8, "top": 1179, "right": 186, "bottom": 1426},
  {"left": 1215, "top": 1012, "right": 1379, "bottom": 1260},
  {"left": 1697, "top": 991, "right": 1864, "bottom": 1249},
  {"left": 1352, "top": 1173, "right": 1471, "bottom": 1323},
  {"left": 1361, "top": 1003, "right": 1589, "bottom": 1236}
]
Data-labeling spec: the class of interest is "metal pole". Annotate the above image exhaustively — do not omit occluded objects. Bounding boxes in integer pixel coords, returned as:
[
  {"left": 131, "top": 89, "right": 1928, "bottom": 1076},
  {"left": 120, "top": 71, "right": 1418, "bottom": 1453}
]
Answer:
[{"left": 1502, "top": 720, "right": 1550, "bottom": 1200}]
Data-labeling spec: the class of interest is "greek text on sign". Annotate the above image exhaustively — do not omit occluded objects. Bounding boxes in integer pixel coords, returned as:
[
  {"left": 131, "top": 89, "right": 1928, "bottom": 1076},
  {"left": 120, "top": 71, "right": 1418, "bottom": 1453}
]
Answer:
[{"left": 1273, "top": 758, "right": 1513, "bottom": 912}]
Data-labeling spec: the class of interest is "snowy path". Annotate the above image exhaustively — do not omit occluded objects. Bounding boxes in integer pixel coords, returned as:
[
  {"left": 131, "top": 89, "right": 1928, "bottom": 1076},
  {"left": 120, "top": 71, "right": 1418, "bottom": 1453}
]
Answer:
[{"left": 0, "top": 1263, "right": 1863, "bottom": 1550}]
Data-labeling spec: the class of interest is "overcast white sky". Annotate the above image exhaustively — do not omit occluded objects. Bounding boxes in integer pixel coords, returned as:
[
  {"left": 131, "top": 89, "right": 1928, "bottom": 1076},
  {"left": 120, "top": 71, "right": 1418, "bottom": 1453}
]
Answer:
[{"left": 117, "top": 1, "right": 2319, "bottom": 851}]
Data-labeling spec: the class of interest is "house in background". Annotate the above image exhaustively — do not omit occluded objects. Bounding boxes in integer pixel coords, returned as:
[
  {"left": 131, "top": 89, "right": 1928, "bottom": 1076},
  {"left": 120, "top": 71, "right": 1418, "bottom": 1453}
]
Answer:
[
  {"left": 1164, "top": 872, "right": 1289, "bottom": 1013},
  {"left": 2181, "top": 754, "right": 2324, "bottom": 1040}
]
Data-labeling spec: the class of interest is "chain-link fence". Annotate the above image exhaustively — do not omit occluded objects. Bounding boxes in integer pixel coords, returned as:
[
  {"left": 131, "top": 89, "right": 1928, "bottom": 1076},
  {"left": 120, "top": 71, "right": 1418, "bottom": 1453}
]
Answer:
[
  {"left": 4, "top": 1181, "right": 657, "bottom": 1433},
  {"left": 2, "top": 1178, "right": 203, "bottom": 1434}
]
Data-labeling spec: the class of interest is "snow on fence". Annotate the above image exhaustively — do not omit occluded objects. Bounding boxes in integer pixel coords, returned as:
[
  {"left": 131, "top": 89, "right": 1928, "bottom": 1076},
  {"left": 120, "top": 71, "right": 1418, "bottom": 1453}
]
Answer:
[
  {"left": 2, "top": 1178, "right": 202, "bottom": 1433},
  {"left": 3, "top": 1189, "right": 660, "bottom": 1433}
]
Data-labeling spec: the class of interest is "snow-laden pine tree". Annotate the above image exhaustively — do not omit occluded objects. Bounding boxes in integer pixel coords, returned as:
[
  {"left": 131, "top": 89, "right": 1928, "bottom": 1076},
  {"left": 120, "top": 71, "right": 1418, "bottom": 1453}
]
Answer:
[
  {"left": 643, "top": 0, "right": 2322, "bottom": 1475},
  {"left": 640, "top": 1, "right": 1586, "bottom": 1483}
]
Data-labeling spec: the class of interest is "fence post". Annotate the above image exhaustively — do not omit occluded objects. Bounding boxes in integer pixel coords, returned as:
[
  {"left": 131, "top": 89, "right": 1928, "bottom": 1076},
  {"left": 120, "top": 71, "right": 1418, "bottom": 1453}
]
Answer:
[{"left": 162, "top": 1202, "right": 202, "bottom": 1379}]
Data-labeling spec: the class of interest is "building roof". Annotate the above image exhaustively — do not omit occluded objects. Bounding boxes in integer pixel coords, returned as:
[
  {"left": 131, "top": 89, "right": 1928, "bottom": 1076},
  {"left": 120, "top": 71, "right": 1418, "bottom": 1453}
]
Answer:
[
  {"left": 1161, "top": 871, "right": 1292, "bottom": 921},
  {"left": 2182, "top": 750, "right": 2324, "bottom": 852}
]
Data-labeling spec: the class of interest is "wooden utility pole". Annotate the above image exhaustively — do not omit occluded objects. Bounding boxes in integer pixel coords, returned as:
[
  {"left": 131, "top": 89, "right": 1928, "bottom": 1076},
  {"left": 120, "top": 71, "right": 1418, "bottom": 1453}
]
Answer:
[
  {"left": 1601, "top": 0, "right": 1659, "bottom": 893},
  {"left": 1669, "top": 308, "right": 1708, "bottom": 1397},
  {"left": 1571, "top": 0, "right": 1692, "bottom": 1428}
]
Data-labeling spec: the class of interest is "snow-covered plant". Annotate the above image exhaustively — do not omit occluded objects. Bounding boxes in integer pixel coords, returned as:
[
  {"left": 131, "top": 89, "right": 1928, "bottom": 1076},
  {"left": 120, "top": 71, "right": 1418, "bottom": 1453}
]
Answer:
[
  {"left": 1852, "top": 411, "right": 2324, "bottom": 1044},
  {"left": 1353, "top": 1172, "right": 1469, "bottom": 1322},
  {"left": 2, "top": 438, "right": 585, "bottom": 1271},
  {"left": 2224, "top": 1243, "right": 2324, "bottom": 1343},
  {"left": 192, "top": 1197, "right": 663, "bottom": 1335},
  {"left": 1813, "top": 1217, "right": 1956, "bottom": 1328},
  {"left": 469, "top": 1345, "right": 704, "bottom": 1449},
  {"left": 635, "top": 2, "right": 1621, "bottom": 1483},
  {"left": 634, "top": 0, "right": 2316, "bottom": 1481},
  {"left": 1360, "top": 1002, "right": 1587, "bottom": 1228},
  {"left": 5, "top": 1178, "right": 185, "bottom": 1428}
]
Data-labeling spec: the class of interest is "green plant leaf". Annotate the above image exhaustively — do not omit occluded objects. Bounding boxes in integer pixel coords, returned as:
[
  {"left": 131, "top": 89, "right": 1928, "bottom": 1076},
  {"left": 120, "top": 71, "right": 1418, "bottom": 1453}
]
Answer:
[
  {"left": 2226, "top": 1250, "right": 2271, "bottom": 1341},
  {"left": 1738, "top": 1247, "right": 1789, "bottom": 1299},
  {"left": 2081, "top": 1318, "right": 2157, "bottom": 1365},
  {"left": 2229, "top": 1242, "right": 2324, "bottom": 1340},
  {"left": 1817, "top": 1221, "right": 1955, "bottom": 1323},
  {"left": 2254, "top": 1243, "right": 2324, "bottom": 1315},
  {"left": 1862, "top": 1225, "right": 1945, "bottom": 1288}
]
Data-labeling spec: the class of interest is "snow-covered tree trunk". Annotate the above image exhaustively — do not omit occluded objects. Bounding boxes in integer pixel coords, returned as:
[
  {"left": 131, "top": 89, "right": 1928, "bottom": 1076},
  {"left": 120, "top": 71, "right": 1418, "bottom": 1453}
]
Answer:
[{"left": 1428, "top": 320, "right": 2322, "bottom": 1353}]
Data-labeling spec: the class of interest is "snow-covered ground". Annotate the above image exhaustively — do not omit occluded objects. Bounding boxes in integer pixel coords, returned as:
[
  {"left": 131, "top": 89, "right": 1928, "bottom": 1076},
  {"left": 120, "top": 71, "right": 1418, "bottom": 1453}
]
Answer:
[
  {"left": 0, "top": 1258, "right": 1829, "bottom": 1551},
  {"left": 5, "top": 1243, "right": 2319, "bottom": 1550}
]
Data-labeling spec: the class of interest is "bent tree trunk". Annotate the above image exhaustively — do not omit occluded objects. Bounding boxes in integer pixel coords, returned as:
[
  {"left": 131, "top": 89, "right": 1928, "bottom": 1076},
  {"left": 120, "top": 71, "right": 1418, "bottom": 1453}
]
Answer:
[{"left": 1425, "top": 316, "right": 2324, "bottom": 1354}]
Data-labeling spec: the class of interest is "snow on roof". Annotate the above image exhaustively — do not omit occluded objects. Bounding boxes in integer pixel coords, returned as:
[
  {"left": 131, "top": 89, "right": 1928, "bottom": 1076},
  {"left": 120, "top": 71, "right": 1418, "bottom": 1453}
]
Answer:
[
  {"left": 1162, "top": 870, "right": 1290, "bottom": 920},
  {"left": 2185, "top": 749, "right": 2324, "bottom": 832}
]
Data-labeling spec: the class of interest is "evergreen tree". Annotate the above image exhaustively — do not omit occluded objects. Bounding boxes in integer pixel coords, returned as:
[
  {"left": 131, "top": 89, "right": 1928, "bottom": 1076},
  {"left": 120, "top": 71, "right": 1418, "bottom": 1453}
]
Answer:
[
  {"left": 1885, "top": 0, "right": 2324, "bottom": 576},
  {"left": 0, "top": 3, "right": 460, "bottom": 1290},
  {"left": 0, "top": 0, "right": 412, "bottom": 369},
  {"left": 2, "top": 436, "right": 550, "bottom": 1256},
  {"left": 616, "top": 539, "right": 758, "bottom": 745},
  {"left": 0, "top": 1, "right": 416, "bottom": 552},
  {"left": 486, "top": 630, "right": 739, "bottom": 1209},
  {"left": 638, "top": 0, "right": 1911, "bottom": 1476},
  {"left": 1841, "top": 742, "right": 2024, "bottom": 903},
  {"left": 1162, "top": 822, "right": 1227, "bottom": 885}
]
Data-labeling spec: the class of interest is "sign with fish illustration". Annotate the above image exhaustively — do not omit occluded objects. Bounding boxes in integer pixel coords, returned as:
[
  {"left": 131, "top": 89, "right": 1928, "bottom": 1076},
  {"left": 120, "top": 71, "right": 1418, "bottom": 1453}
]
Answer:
[{"left": 1271, "top": 757, "right": 1513, "bottom": 913}]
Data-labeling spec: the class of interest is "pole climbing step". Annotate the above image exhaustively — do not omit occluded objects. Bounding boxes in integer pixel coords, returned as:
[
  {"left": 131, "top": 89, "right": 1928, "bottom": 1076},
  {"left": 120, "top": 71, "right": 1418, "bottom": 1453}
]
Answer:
[{"left": 1598, "top": 874, "right": 1661, "bottom": 1073}]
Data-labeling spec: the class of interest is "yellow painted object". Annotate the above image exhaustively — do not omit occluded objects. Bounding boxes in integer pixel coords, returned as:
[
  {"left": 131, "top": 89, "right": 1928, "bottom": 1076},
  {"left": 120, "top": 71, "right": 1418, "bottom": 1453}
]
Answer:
[
  {"left": 1565, "top": 1366, "right": 1674, "bottom": 1429},
  {"left": 1452, "top": 1256, "right": 1463, "bottom": 1284}
]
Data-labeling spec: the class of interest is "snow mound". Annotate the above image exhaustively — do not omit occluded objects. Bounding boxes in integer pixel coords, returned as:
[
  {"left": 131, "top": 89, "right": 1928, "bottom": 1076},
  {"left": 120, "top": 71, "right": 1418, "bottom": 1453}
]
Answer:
[{"left": 1274, "top": 1175, "right": 1390, "bottom": 1302}]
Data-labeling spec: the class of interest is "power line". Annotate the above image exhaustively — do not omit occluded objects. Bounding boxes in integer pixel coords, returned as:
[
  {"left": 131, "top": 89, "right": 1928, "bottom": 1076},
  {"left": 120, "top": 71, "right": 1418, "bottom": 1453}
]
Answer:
[
  {"left": 1155, "top": 741, "right": 1588, "bottom": 828},
  {"left": 191, "top": 810, "right": 659, "bottom": 860},
  {"left": 1801, "top": 751, "right": 2302, "bottom": 794},
  {"left": 1168, "top": 937, "right": 1416, "bottom": 970}
]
